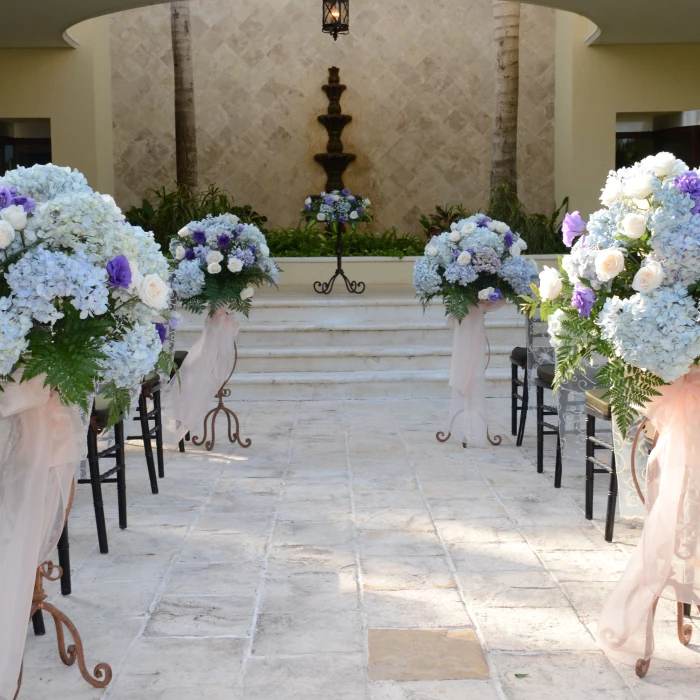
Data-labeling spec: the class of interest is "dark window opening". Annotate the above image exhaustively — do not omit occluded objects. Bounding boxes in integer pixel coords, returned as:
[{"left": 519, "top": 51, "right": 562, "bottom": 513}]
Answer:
[{"left": 0, "top": 119, "right": 51, "bottom": 174}]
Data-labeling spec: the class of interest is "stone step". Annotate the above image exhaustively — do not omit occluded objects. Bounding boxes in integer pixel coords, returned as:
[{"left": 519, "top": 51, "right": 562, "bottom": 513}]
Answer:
[
  {"left": 224, "top": 368, "right": 511, "bottom": 401},
  {"left": 235, "top": 345, "right": 514, "bottom": 373}
]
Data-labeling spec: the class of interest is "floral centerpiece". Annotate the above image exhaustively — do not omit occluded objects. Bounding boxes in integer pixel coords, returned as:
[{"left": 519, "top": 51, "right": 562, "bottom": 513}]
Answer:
[
  {"left": 523, "top": 151, "right": 700, "bottom": 434},
  {"left": 413, "top": 213, "right": 536, "bottom": 320},
  {"left": 0, "top": 164, "right": 173, "bottom": 424},
  {"left": 169, "top": 214, "right": 279, "bottom": 316},
  {"left": 303, "top": 189, "right": 372, "bottom": 231}
]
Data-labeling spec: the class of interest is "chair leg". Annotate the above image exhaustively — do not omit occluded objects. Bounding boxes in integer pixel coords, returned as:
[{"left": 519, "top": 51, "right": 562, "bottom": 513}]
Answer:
[
  {"left": 511, "top": 363, "right": 518, "bottom": 436},
  {"left": 32, "top": 610, "right": 45, "bottom": 636},
  {"left": 585, "top": 414, "right": 595, "bottom": 521},
  {"left": 153, "top": 388, "right": 165, "bottom": 479},
  {"left": 115, "top": 419, "right": 128, "bottom": 530},
  {"left": 87, "top": 425, "right": 109, "bottom": 554},
  {"left": 536, "top": 385, "right": 544, "bottom": 474},
  {"left": 178, "top": 438, "right": 185, "bottom": 453},
  {"left": 554, "top": 431, "right": 563, "bottom": 488},
  {"left": 605, "top": 449, "right": 618, "bottom": 542},
  {"left": 139, "top": 392, "right": 159, "bottom": 495},
  {"left": 57, "top": 524, "right": 71, "bottom": 595},
  {"left": 516, "top": 368, "right": 528, "bottom": 447}
]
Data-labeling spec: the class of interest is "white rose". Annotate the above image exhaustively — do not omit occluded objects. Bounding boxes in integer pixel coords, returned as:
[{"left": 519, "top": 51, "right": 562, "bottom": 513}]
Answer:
[
  {"left": 349, "top": 211, "right": 358, "bottom": 220},
  {"left": 175, "top": 245, "right": 186, "bottom": 260},
  {"left": 1, "top": 205, "right": 27, "bottom": 231},
  {"left": 450, "top": 222, "right": 458, "bottom": 232},
  {"left": 621, "top": 213, "right": 647, "bottom": 239},
  {"left": 0, "top": 220, "right": 15, "bottom": 248},
  {"left": 509, "top": 244, "right": 521, "bottom": 257},
  {"left": 595, "top": 248, "right": 625, "bottom": 282},
  {"left": 240, "top": 287, "right": 255, "bottom": 300},
  {"left": 425, "top": 245, "right": 438, "bottom": 257},
  {"left": 625, "top": 172, "right": 655, "bottom": 200},
  {"left": 478, "top": 287, "right": 495, "bottom": 301},
  {"left": 457, "top": 251, "right": 472, "bottom": 265},
  {"left": 448, "top": 231, "right": 461, "bottom": 243},
  {"left": 539, "top": 266, "right": 563, "bottom": 300},
  {"left": 206, "top": 251, "right": 223, "bottom": 264},
  {"left": 460, "top": 222, "right": 477, "bottom": 235},
  {"left": 100, "top": 194, "right": 120, "bottom": 213},
  {"left": 228, "top": 257, "right": 244, "bottom": 273},
  {"left": 260, "top": 243, "right": 270, "bottom": 257},
  {"left": 317, "top": 213, "right": 326, "bottom": 222},
  {"left": 487, "top": 221, "right": 498, "bottom": 232},
  {"left": 177, "top": 226, "right": 190, "bottom": 238},
  {"left": 226, "top": 213, "right": 240, "bottom": 225},
  {"left": 632, "top": 261, "right": 664, "bottom": 293},
  {"left": 128, "top": 261, "right": 143, "bottom": 293},
  {"left": 139, "top": 273, "right": 170, "bottom": 309},
  {"left": 332, "top": 194, "right": 340, "bottom": 202},
  {"left": 601, "top": 177, "right": 623, "bottom": 205},
  {"left": 207, "top": 262, "right": 222, "bottom": 274},
  {"left": 493, "top": 221, "right": 510, "bottom": 234},
  {"left": 364, "top": 198, "right": 371, "bottom": 206},
  {"left": 304, "top": 197, "right": 312, "bottom": 206},
  {"left": 651, "top": 152, "right": 678, "bottom": 178},
  {"left": 634, "top": 198, "right": 651, "bottom": 211}
]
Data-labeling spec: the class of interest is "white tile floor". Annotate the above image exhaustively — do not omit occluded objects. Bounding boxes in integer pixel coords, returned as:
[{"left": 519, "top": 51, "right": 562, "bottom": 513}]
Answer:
[{"left": 19, "top": 398, "right": 700, "bottom": 699}]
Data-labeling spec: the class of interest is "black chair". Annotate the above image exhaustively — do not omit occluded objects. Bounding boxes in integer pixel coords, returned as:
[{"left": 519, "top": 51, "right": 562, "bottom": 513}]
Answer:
[
  {"left": 585, "top": 388, "right": 618, "bottom": 542},
  {"left": 172, "top": 350, "right": 191, "bottom": 453},
  {"left": 128, "top": 372, "right": 163, "bottom": 487},
  {"left": 78, "top": 398, "right": 127, "bottom": 554},
  {"left": 534, "top": 364, "right": 562, "bottom": 487},
  {"left": 510, "top": 346, "right": 528, "bottom": 446}
]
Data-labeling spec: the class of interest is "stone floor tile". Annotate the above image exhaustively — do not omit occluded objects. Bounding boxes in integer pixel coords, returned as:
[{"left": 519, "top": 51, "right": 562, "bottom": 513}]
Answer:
[
  {"left": 357, "top": 530, "right": 444, "bottom": 557},
  {"left": 273, "top": 519, "right": 353, "bottom": 547},
  {"left": 354, "top": 509, "right": 434, "bottom": 532},
  {"left": 166, "top": 560, "right": 263, "bottom": 595},
  {"left": 352, "top": 489, "right": 426, "bottom": 510},
  {"left": 178, "top": 532, "right": 268, "bottom": 564},
  {"left": 368, "top": 629, "right": 489, "bottom": 681},
  {"left": 434, "top": 518, "right": 525, "bottom": 544},
  {"left": 421, "top": 480, "right": 494, "bottom": 500},
  {"left": 458, "top": 571, "right": 569, "bottom": 609},
  {"left": 362, "top": 555, "right": 455, "bottom": 590},
  {"left": 367, "top": 679, "right": 500, "bottom": 700},
  {"left": 364, "top": 589, "right": 473, "bottom": 629},
  {"left": 266, "top": 543, "right": 355, "bottom": 574},
  {"left": 520, "top": 525, "right": 613, "bottom": 551},
  {"left": 448, "top": 541, "right": 544, "bottom": 572},
  {"left": 537, "top": 549, "right": 629, "bottom": 583},
  {"left": 108, "top": 684, "right": 235, "bottom": 700},
  {"left": 259, "top": 571, "right": 358, "bottom": 612},
  {"left": 427, "top": 498, "right": 507, "bottom": 520}
]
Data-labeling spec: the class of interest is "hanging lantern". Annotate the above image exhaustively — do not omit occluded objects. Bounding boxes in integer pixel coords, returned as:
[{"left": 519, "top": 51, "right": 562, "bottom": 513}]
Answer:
[{"left": 322, "top": 0, "right": 349, "bottom": 41}]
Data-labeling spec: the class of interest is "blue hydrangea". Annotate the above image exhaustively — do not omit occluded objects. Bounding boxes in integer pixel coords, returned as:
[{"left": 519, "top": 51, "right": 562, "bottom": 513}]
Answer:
[
  {"left": 0, "top": 164, "right": 91, "bottom": 202},
  {"left": 444, "top": 261, "right": 478, "bottom": 286},
  {"left": 0, "top": 298, "right": 32, "bottom": 376},
  {"left": 98, "top": 323, "right": 162, "bottom": 389},
  {"left": 597, "top": 283, "right": 700, "bottom": 382},
  {"left": 6, "top": 248, "right": 109, "bottom": 323},
  {"left": 498, "top": 256, "right": 538, "bottom": 295},
  {"left": 170, "top": 259, "right": 206, "bottom": 299},
  {"left": 413, "top": 257, "right": 442, "bottom": 297}
]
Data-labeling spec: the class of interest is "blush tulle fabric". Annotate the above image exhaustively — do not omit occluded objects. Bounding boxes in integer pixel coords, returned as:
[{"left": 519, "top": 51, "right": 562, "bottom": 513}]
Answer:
[
  {"left": 597, "top": 366, "right": 700, "bottom": 666},
  {"left": 0, "top": 376, "right": 85, "bottom": 700},
  {"left": 160, "top": 310, "right": 240, "bottom": 448},
  {"left": 445, "top": 301, "right": 505, "bottom": 448}
]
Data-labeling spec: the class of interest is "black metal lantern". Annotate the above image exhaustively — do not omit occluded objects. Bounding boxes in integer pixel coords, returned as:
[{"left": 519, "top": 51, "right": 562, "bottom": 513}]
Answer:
[{"left": 322, "top": 0, "right": 349, "bottom": 41}]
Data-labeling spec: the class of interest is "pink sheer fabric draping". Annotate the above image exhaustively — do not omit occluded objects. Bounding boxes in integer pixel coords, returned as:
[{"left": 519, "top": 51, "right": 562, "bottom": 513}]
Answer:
[
  {"left": 445, "top": 301, "right": 505, "bottom": 448},
  {"left": 597, "top": 366, "right": 700, "bottom": 666},
  {"left": 0, "top": 375, "right": 85, "bottom": 700},
  {"left": 160, "top": 310, "right": 239, "bottom": 448}
]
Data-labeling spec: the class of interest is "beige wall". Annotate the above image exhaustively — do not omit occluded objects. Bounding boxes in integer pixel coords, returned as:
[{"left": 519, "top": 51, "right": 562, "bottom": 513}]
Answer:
[
  {"left": 0, "top": 18, "right": 114, "bottom": 193},
  {"left": 555, "top": 11, "right": 700, "bottom": 219},
  {"left": 110, "top": 0, "right": 556, "bottom": 232}
]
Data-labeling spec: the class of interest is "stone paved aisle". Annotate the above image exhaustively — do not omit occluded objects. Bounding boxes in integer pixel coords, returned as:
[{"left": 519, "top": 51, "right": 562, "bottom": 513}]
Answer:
[{"left": 21, "top": 399, "right": 700, "bottom": 699}]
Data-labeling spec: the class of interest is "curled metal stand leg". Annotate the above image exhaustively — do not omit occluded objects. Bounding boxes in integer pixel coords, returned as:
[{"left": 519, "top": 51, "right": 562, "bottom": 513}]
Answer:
[
  {"left": 435, "top": 411, "right": 502, "bottom": 448},
  {"left": 192, "top": 344, "right": 251, "bottom": 452},
  {"left": 313, "top": 224, "right": 365, "bottom": 295},
  {"left": 16, "top": 562, "right": 113, "bottom": 696}
]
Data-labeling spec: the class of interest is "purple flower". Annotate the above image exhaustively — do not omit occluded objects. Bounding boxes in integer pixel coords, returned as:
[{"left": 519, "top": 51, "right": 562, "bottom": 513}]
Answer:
[
  {"left": 0, "top": 187, "right": 13, "bottom": 209},
  {"left": 339, "top": 215, "right": 349, "bottom": 223},
  {"left": 488, "top": 288, "right": 503, "bottom": 303},
  {"left": 571, "top": 284, "right": 596, "bottom": 318},
  {"left": 562, "top": 211, "right": 587, "bottom": 247},
  {"left": 192, "top": 229, "right": 206, "bottom": 245},
  {"left": 305, "top": 204, "right": 312, "bottom": 211},
  {"left": 325, "top": 197, "right": 335, "bottom": 206},
  {"left": 504, "top": 232, "right": 514, "bottom": 249},
  {"left": 106, "top": 255, "right": 132, "bottom": 289},
  {"left": 154, "top": 323, "right": 167, "bottom": 344},
  {"left": 185, "top": 249, "right": 196, "bottom": 261},
  {"left": 11, "top": 195, "right": 35, "bottom": 213},
  {"left": 168, "top": 315, "right": 181, "bottom": 329},
  {"left": 217, "top": 233, "right": 231, "bottom": 249},
  {"left": 674, "top": 172, "right": 700, "bottom": 213},
  {"left": 356, "top": 207, "right": 362, "bottom": 213},
  {"left": 236, "top": 224, "right": 244, "bottom": 233},
  {"left": 250, "top": 245, "right": 257, "bottom": 254},
  {"left": 341, "top": 189, "right": 351, "bottom": 196}
]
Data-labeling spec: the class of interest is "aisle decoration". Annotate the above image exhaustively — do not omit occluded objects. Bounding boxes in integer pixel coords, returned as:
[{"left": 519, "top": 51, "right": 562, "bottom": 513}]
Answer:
[
  {"left": 161, "top": 214, "right": 278, "bottom": 450},
  {"left": 522, "top": 152, "right": 700, "bottom": 674},
  {"left": 0, "top": 164, "right": 173, "bottom": 698},
  {"left": 414, "top": 214, "right": 536, "bottom": 447}
]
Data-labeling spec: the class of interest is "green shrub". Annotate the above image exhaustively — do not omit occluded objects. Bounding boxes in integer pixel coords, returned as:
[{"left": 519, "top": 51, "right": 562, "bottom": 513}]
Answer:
[
  {"left": 419, "top": 204, "right": 472, "bottom": 240},
  {"left": 266, "top": 226, "right": 425, "bottom": 258},
  {"left": 125, "top": 184, "right": 268, "bottom": 251}
]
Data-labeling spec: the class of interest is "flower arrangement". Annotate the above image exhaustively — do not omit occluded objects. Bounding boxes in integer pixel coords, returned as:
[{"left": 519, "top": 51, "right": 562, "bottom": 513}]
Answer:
[
  {"left": 0, "top": 164, "right": 174, "bottom": 424},
  {"left": 413, "top": 213, "right": 536, "bottom": 320},
  {"left": 523, "top": 151, "right": 700, "bottom": 432},
  {"left": 169, "top": 214, "right": 279, "bottom": 316},
  {"left": 303, "top": 190, "right": 372, "bottom": 231}
]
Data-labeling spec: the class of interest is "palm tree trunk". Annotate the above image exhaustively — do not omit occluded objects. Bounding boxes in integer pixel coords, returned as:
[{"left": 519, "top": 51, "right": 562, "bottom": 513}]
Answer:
[
  {"left": 491, "top": 0, "right": 520, "bottom": 197},
  {"left": 170, "top": 1, "right": 198, "bottom": 190}
]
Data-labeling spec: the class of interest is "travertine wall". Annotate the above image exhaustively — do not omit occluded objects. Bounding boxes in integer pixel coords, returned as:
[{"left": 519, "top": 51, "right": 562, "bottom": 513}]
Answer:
[{"left": 110, "top": 0, "right": 555, "bottom": 232}]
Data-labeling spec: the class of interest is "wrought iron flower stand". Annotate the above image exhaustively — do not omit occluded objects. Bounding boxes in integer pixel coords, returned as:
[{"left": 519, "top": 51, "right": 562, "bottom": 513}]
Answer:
[
  {"left": 313, "top": 224, "right": 365, "bottom": 295},
  {"left": 191, "top": 343, "right": 252, "bottom": 452}
]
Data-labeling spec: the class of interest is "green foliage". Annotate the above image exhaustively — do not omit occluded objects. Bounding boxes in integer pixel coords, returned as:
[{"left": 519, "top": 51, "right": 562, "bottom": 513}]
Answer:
[
  {"left": 21, "top": 306, "right": 110, "bottom": 413},
  {"left": 101, "top": 380, "right": 133, "bottom": 428},
  {"left": 419, "top": 204, "right": 472, "bottom": 240},
  {"left": 125, "top": 184, "right": 268, "bottom": 251},
  {"left": 266, "top": 226, "right": 426, "bottom": 258}
]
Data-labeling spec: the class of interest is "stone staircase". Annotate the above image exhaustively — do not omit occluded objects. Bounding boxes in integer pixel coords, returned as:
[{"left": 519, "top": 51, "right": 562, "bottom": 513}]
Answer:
[{"left": 174, "top": 286, "right": 526, "bottom": 401}]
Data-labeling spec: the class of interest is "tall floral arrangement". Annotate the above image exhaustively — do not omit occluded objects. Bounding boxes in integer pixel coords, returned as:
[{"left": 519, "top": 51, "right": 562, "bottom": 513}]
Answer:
[
  {"left": 303, "top": 190, "right": 372, "bottom": 231},
  {"left": 523, "top": 152, "right": 700, "bottom": 432},
  {"left": 413, "top": 213, "right": 536, "bottom": 320},
  {"left": 169, "top": 214, "right": 279, "bottom": 316},
  {"left": 0, "top": 164, "right": 174, "bottom": 424}
]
